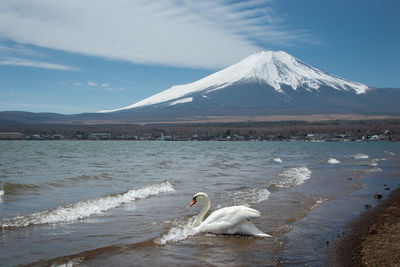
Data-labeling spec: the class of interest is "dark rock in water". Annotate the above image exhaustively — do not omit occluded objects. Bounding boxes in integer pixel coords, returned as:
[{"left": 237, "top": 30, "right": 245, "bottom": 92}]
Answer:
[
  {"left": 365, "top": 204, "right": 372, "bottom": 209},
  {"left": 374, "top": 193, "right": 383, "bottom": 199},
  {"left": 385, "top": 187, "right": 390, "bottom": 191}
]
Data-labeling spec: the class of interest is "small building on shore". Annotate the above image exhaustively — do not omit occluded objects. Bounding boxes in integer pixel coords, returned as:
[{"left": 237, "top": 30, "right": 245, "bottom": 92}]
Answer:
[
  {"left": 88, "top": 133, "right": 111, "bottom": 140},
  {"left": 0, "top": 132, "right": 24, "bottom": 140}
]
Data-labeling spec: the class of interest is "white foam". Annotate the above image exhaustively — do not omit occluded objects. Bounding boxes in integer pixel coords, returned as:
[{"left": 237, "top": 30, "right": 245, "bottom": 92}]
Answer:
[
  {"left": 53, "top": 258, "right": 83, "bottom": 267},
  {"left": 359, "top": 159, "right": 380, "bottom": 167},
  {"left": 273, "top": 158, "right": 282, "bottom": 163},
  {"left": 155, "top": 217, "right": 197, "bottom": 245},
  {"left": 365, "top": 167, "right": 383, "bottom": 173},
  {"left": 251, "top": 188, "right": 271, "bottom": 203},
  {"left": 384, "top": 151, "right": 395, "bottom": 156},
  {"left": 275, "top": 166, "right": 312, "bottom": 188},
  {"left": 352, "top": 153, "right": 369, "bottom": 159},
  {"left": 311, "top": 198, "right": 328, "bottom": 210},
  {"left": 229, "top": 188, "right": 271, "bottom": 207},
  {"left": 1, "top": 181, "right": 174, "bottom": 228},
  {"left": 327, "top": 158, "right": 340, "bottom": 164},
  {"left": 367, "top": 159, "right": 379, "bottom": 167}
]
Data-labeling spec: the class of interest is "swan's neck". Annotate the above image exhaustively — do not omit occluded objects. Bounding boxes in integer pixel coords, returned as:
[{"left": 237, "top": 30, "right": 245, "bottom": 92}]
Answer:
[{"left": 193, "top": 196, "right": 211, "bottom": 228}]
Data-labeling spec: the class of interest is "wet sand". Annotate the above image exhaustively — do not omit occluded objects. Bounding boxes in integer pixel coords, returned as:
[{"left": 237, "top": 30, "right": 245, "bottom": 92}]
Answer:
[{"left": 332, "top": 187, "right": 400, "bottom": 266}]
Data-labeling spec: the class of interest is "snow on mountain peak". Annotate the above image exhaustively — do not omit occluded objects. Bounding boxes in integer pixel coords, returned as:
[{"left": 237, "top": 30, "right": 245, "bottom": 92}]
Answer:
[
  {"left": 99, "top": 50, "right": 369, "bottom": 113},
  {"left": 240, "top": 50, "right": 368, "bottom": 94}
]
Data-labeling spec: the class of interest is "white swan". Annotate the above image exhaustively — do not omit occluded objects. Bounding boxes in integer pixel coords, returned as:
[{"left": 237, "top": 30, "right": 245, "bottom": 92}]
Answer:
[{"left": 189, "top": 192, "right": 271, "bottom": 237}]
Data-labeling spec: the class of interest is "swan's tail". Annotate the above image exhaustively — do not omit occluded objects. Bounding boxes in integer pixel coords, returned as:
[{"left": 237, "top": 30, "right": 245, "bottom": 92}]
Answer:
[
  {"left": 251, "top": 224, "right": 272, "bottom": 237},
  {"left": 255, "top": 232, "right": 272, "bottom": 237}
]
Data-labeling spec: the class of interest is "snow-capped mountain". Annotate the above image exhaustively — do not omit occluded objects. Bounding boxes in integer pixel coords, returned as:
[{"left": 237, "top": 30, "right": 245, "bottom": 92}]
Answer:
[{"left": 100, "top": 51, "right": 369, "bottom": 113}]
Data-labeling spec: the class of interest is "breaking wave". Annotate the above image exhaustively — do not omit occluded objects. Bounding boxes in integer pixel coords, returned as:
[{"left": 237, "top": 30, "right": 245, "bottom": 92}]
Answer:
[
  {"left": 1, "top": 181, "right": 174, "bottom": 228},
  {"left": 155, "top": 217, "right": 197, "bottom": 245},
  {"left": 365, "top": 167, "right": 383, "bottom": 173},
  {"left": 352, "top": 153, "right": 369, "bottom": 159},
  {"left": 359, "top": 159, "right": 381, "bottom": 167},
  {"left": 366, "top": 159, "right": 379, "bottom": 167},
  {"left": 311, "top": 198, "right": 328, "bottom": 210},
  {"left": 273, "top": 158, "right": 282, "bottom": 163},
  {"left": 227, "top": 188, "right": 271, "bottom": 206},
  {"left": 327, "top": 158, "right": 340, "bottom": 164},
  {"left": 274, "top": 167, "right": 312, "bottom": 188},
  {"left": 384, "top": 151, "right": 395, "bottom": 156},
  {"left": 1, "top": 182, "right": 41, "bottom": 195}
]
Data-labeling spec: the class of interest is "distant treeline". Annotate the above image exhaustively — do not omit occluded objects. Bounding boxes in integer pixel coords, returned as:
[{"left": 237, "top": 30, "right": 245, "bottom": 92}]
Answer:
[{"left": 1, "top": 119, "right": 400, "bottom": 141}]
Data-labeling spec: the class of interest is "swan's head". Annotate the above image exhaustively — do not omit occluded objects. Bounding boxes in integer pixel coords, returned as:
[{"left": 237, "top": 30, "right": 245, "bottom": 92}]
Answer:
[{"left": 189, "top": 192, "right": 209, "bottom": 207}]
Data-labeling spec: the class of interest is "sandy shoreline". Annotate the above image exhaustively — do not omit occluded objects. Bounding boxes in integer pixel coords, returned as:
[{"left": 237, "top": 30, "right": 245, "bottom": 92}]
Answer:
[{"left": 331, "top": 187, "right": 400, "bottom": 266}]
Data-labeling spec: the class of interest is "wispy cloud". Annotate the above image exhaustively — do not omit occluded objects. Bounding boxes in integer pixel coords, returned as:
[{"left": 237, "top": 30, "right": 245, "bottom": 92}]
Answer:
[
  {"left": 0, "top": 43, "right": 43, "bottom": 57},
  {"left": 71, "top": 80, "right": 125, "bottom": 91},
  {"left": 87, "top": 81, "right": 98, "bottom": 87},
  {"left": 0, "top": 0, "right": 314, "bottom": 69},
  {"left": 0, "top": 57, "right": 79, "bottom": 71},
  {"left": 99, "top": 82, "right": 125, "bottom": 91}
]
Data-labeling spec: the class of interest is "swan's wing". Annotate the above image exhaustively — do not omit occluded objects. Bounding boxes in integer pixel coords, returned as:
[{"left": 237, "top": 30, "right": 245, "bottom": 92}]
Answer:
[{"left": 199, "top": 206, "right": 261, "bottom": 234}]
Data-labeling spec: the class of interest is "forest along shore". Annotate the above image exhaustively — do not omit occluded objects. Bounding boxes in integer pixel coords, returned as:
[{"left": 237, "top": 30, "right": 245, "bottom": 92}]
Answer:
[{"left": 332, "top": 188, "right": 400, "bottom": 266}]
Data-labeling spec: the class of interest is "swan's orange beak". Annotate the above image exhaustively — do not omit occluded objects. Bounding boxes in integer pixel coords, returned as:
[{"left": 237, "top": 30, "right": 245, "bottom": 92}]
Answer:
[{"left": 189, "top": 198, "right": 196, "bottom": 207}]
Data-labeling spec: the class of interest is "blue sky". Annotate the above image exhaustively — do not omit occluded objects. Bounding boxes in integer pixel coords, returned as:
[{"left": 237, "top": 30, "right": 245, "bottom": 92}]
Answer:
[{"left": 0, "top": 0, "right": 399, "bottom": 114}]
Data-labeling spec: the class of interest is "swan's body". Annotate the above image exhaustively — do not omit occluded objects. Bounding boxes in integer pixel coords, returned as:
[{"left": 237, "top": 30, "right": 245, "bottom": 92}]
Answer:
[{"left": 189, "top": 192, "right": 271, "bottom": 237}]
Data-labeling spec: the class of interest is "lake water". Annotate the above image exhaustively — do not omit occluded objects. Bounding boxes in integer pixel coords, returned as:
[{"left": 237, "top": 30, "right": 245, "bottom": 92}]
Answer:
[{"left": 0, "top": 141, "right": 399, "bottom": 266}]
